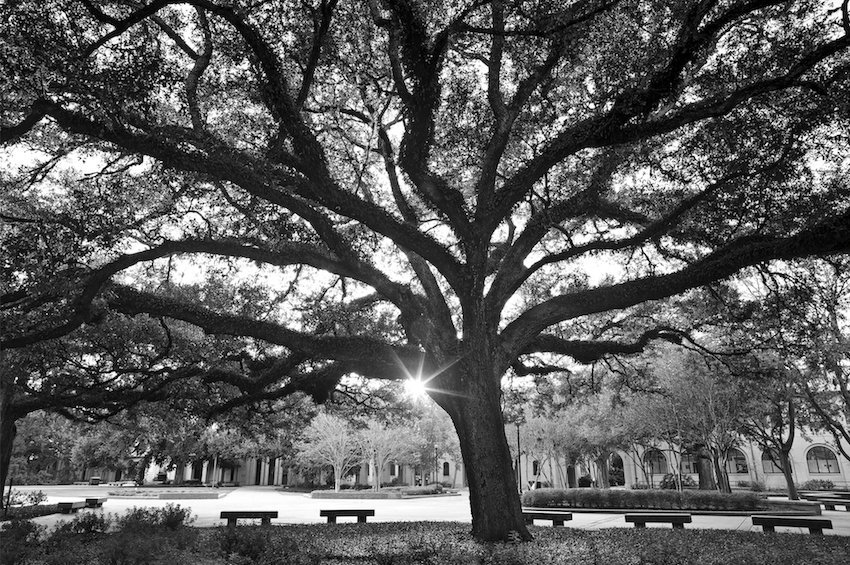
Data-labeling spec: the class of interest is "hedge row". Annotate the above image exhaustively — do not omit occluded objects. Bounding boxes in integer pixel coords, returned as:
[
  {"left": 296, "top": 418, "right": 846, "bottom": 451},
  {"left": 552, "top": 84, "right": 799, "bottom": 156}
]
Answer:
[{"left": 522, "top": 488, "right": 765, "bottom": 511}]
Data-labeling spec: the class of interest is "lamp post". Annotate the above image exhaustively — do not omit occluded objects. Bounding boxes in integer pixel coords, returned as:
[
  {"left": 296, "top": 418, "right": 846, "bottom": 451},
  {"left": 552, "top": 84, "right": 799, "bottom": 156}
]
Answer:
[
  {"left": 434, "top": 445, "right": 438, "bottom": 485},
  {"left": 516, "top": 423, "right": 521, "bottom": 493}
]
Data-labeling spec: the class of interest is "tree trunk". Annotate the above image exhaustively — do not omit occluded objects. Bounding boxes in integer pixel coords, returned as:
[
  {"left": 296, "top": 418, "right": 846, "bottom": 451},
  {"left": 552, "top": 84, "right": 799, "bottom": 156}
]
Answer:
[
  {"left": 713, "top": 455, "right": 731, "bottom": 494},
  {"left": 172, "top": 459, "right": 185, "bottom": 485},
  {"left": 779, "top": 450, "right": 799, "bottom": 500},
  {"left": 595, "top": 453, "right": 611, "bottom": 488},
  {"left": 0, "top": 379, "right": 18, "bottom": 504},
  {"left": 435, "top": 368, "right": 531, "bottom": 542},
  {"left": 695, "top": 445, "right": 717, "bottom": 490}
]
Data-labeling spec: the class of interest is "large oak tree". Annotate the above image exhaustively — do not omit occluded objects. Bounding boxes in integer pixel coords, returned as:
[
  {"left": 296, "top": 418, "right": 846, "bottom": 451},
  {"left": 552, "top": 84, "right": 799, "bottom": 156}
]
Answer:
[{"left": 2, "top": 0, "right": 850, "bottom": 540}]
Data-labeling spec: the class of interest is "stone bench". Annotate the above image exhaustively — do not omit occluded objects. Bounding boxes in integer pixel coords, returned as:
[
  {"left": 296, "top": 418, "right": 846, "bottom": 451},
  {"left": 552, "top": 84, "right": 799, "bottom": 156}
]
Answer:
[
  {"left": 752, "top": 515, "right": 832, "bottom": 535},
  {"left": 319, "top": 509, "right": 375, "bottom": 523},
  {"left": 522, "top": 509, "right": 573, "bottom": 526},
  {"left": 220, "top": 510, "right": 278, "bottom": 526},
  {"left": 625, "top": 513, "right": 692, "bottom": 529},
  {"left": 58, "top": 501, "right": 86, "bottom": 514},
  {"left": 85, "top": 498, "right": 107, "bottom": 508}
]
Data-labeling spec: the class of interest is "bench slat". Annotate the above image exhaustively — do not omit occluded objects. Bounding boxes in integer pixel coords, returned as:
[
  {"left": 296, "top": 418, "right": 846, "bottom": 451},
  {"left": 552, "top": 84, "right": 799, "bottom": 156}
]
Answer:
[
  {"left": 220, "top": 510, "right": 278, "bottom": 526},
  {"left": 625, "top": 513, "right": 692, "bottom": 529},
  {"left": 752, "top": 515, "right": 832, "bottom": 535},
  {"left": 58, "top": 501, "right": 86, "bottom": 514},
  {"left": 522, "top": 510, "right": 573, "bottom": 526},
  {"left": 319, "top": 509, "right": 375, "bottom": 523}
]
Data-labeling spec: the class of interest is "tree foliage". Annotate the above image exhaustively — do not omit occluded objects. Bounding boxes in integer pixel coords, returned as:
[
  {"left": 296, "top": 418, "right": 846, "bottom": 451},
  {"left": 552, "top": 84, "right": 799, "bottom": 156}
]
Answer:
[{"left": 3, "top": 0, "right": 850, "bottom": 541}]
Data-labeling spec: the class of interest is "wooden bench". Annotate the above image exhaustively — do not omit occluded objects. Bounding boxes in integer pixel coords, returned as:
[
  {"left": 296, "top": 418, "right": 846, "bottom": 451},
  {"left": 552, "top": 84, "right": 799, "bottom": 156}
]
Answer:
[
  {"left": 814, "top": 498, "right": 849, "bottom": 511},
  {"left": 625, "top": 513, "right": 692, "bottom": 529},
  {"left": 319, "top": 509, "right": 375, "bottom": 523},
  {"left": 58, "top": 501, "right": 86, "bottom": 514},
  {"left": 220, "top": 511, "right": 278, "bottom": 526},
  {"left": 85, "top": 498, "right": 107, "bottom": 508},
  {"left": 752, "top": 515, "right": 832, "bottom": 535},
  {"left": 522, "top": 509, "right": 573, "bottom": 526}
]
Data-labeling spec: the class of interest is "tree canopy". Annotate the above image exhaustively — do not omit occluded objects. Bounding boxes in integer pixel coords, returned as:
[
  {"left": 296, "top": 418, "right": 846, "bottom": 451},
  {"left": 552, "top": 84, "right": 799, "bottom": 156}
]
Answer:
[{"left": 2, "top": 0, "right": 849, "bottom": 541}]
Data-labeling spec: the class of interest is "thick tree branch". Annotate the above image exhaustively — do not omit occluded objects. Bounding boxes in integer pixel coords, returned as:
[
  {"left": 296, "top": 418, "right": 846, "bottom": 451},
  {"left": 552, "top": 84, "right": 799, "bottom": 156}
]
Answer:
[
  {"left": 522, "top": 327, "right": 687, "bottom": 364},
  {"left": 108, "top": 284, "right": 429, "bottom": 375},
  {"left": 498, "top": 209, "right": 850, "bottom": 368}
]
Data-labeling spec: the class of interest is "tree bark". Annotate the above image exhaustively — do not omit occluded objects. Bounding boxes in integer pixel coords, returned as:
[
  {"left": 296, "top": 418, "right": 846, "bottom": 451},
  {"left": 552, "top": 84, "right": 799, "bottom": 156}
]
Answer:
[
  {"left": 596, "top": 453, "right": 611, "bottom": 488},
  {"left": 0, "top": 378, "right": 18, "bottom": 503},
  {"left": 779, "top": 450, "right": 799, "bottom": 500},
  {"left": 435, "top": 365, "right": 532, "bottom": 542},
  {"left": 695, "top": 445, "right": 717, "bottom": 490}
]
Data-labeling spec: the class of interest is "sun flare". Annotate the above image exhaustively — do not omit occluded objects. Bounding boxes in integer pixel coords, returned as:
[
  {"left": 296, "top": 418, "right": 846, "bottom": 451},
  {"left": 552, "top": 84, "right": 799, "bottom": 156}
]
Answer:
[{"left": 404, "top": 377, "right": 429, "bottom": 399}]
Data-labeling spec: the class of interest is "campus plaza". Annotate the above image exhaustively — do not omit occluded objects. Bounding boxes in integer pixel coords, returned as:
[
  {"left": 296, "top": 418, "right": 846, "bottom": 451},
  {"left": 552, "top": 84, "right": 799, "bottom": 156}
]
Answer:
[{"left": 15, "top": 484, "right": 850, "bottom": 536}]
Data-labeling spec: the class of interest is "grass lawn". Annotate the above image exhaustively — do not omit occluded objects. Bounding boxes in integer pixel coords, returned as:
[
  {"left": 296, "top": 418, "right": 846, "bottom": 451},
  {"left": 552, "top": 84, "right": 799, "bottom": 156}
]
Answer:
[{"left": 3, "top": 519, "right": 850, "bottom": 564}]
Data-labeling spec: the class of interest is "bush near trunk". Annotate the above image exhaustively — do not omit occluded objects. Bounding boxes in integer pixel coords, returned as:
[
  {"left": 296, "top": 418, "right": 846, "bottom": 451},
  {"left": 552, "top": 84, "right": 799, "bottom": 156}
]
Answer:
[
  {"left": 3, "top": 521, "right": 849, "bottom": 564},
  {"left": 522, "top": 488, "right": 765, "bottom": 511}
]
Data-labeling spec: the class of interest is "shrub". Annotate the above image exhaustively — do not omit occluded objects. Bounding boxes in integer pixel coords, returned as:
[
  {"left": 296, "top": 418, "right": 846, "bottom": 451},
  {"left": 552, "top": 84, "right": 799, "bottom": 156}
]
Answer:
[
  {"left": 115, "top": 503, "right": 196, "bottom": 532},
  {"left": 2, "top": 490, "right": 48, "bottom": 507},
  {"left": 522, "top": 487, "right": 765, "bottom": 511},
  {"left": 660, "top": 474, "right": 697, "bottom": 490},
  {"left": 801, "top": 479, "right": 834, "bottom": 491},
  {"left": 1, "top": 503, "right": 61, "bottom": 521},
  {"left": 52, "top": 511, "right": 112, "bottom": 538},
  {"left": 0, "top": 519, "right": 46, "bottom": 565},
  {"left": 578, "top": 475, "right": 593, "bottom": 487}
]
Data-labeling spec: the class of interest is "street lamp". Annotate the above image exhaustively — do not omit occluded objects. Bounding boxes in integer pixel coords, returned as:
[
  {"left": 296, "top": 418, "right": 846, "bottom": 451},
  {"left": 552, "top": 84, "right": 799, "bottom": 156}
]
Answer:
[
  {"left": 434, "top": 445, "right": 438, "bottom": 485},
  {"left": 516, "top": 423, "right": 521, "bottom": 493}
]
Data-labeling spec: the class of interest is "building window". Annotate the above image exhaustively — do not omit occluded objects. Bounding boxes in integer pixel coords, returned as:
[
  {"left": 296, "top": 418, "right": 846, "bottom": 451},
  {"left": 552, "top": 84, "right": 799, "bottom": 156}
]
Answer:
[
  {"left": 389, "top": 463, "right": 397, "bottom": 476},
  {"left": 726, "top": 448, "right": 749, "bottom": 474},
  {"left": 807, "top": 447, "right": 840, "bottom": 474},
  {"left": 761, "top": 449, "right": 783, "bottom": 474},
  {"left": 643, "top": 449, "right": 667, "bottom": 475},
  {"left": 532, "top": 460, "right": 540, "bottom": 476},
  {"left": 680, "top": 452, "right": 697, "bottom": 474},
  {"left": 443, "top": 462, "right": 450, "bottom": 476}
]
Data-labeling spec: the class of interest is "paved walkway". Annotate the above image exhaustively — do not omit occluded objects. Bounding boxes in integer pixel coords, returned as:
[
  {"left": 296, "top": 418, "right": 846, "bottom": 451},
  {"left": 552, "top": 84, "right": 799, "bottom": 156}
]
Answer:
[{"left": 11, "top": 485, "right": 850, "bottom": 536}]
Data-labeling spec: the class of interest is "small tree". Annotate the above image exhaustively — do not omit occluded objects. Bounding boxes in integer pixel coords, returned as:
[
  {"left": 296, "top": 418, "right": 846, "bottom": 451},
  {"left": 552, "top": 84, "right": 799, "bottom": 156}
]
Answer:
[
  {"left": 297, "top": 413, "right": 361, "bottom": 492},
  {"left": 358, "top": 420, "right": 418, "bottom": 490}
]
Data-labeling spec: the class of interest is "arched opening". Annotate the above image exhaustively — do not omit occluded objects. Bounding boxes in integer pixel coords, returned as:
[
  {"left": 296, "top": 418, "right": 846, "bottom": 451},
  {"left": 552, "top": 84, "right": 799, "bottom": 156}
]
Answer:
[
  {"left": 442, "top": 461, "right": 450, "bottom": 477},
  {"left": 807, "top": 446, "right": 840, "bottom": 474},
  {"left": 609, "top": 453, "right": 625, "bottom": 486},
  {"left": 726, "top": 448, "right": 749, "bottom": 474},
  {"left": 643, "top": 448, "right": 667, "bottom": 475},
  {"left": 761, "top": 449, "right": 783, "bottom": 473}
]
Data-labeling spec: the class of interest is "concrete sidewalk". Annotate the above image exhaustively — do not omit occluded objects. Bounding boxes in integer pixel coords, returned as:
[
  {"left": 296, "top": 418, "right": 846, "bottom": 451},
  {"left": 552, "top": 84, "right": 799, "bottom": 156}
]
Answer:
[{"left": 13, "top": 485, "right": 850, "bottom": 536}]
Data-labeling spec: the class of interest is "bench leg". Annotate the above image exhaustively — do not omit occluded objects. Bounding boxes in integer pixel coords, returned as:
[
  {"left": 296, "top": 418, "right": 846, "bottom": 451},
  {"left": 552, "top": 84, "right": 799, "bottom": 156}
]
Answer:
[
  {"left": 824, "top": 505, "right": 835, "bottom": 511},
  {"left": 524, "top": 518, "right": 533, "bottom": 525},
  {"left": 326, "top": 516, "right": 337, "bottom": 523},
  {"left": 633, "top": 522, "right": 646, "bottom": 528},
  {"left": 227, "top": 518, "right": 237, "bottom": 527},
  {"left": 553, "top": 520, "right": 564, "bottom": 526},
  {"left": 261, "top": 518, "right": 271, "bottom": 526},
  {"left": 357, "top": 515, "right": 367, "bottom": 523},
  {"left": 761, "top": 525, "right": 775, "bottom": 533},
  {"left": 672, "top": 523, "right": 684, "bottom": 529},
  {"left": 809, "top": 528, "right": 823, "bottom": 535}
]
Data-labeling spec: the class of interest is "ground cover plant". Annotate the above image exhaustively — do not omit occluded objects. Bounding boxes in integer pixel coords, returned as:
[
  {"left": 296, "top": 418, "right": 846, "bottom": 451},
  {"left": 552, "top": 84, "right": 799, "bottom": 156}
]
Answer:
[
  {"left": 523, "top": 488, "right": 767, "bottom": 511},
  {"left": 2, "top": 520, "right": 849, "bottom": 565}
]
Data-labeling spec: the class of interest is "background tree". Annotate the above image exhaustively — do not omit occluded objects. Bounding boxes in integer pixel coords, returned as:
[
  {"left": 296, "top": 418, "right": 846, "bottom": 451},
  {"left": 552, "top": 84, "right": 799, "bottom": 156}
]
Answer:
[
  {"left": 357, "top": 419, "right": 419, "bottom": 490},
  {"left": 0, "top": 314, "right": 206, "bottom": 494},
  {"left": 738, "top": 354, "right": 803, "bottom": 500},
  {"left": 3, "top": 0, "right": 850, "bottom": 541},
  {"left": 749, "top": 259, "right": 850, "bottom": 462},
  {"left": 297, "top": 412, "right": 361, "bottom": 492}
]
